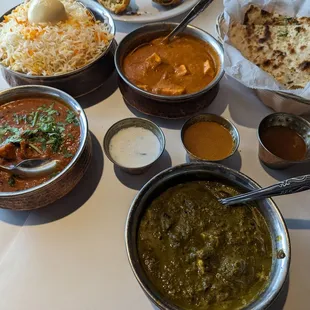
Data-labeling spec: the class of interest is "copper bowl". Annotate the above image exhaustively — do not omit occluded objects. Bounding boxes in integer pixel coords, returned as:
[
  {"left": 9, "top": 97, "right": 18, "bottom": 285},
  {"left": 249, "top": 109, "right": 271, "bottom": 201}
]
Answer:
[
  {"left": 115, "top": 23, "right": 224, "bottom": 119},
  {"left": 258, "top": 113, "right": 310, "bottom": 169},
  {"left": 0, "top": 85, "right": 91, "bottom": 210},
  {"left": 0, "top": 0, "right": 116, "bottom": 98}
]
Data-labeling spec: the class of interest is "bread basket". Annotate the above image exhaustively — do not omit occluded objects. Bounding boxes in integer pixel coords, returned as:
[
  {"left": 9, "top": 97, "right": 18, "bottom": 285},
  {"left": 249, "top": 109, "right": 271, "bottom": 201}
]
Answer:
[{"left": 215, "top": 13, "right": 310, "bottom": 115}]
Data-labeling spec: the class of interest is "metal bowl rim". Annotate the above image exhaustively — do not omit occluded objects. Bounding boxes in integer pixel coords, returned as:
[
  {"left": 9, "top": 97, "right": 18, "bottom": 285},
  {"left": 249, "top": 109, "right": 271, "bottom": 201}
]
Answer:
[
  {"left": 0, "top": 0, "right": 116, "bottom": 80},
  {"left": 257, "top": 112, "right": 310, "bottom": 164},
  {"left": 0, "top": 85, "right": 88, "bottom": 198},
  {"left": 125, "top": 162, "right": 291, "bottom": 310},
  {"left": 180, "top": 113, "right": 240, "bottom": 162},
  {"left": 115, "top": 22, "right": 225, "bottom": 101},
  {"left": 103, "top": 117, "right": 166, "bottom": 170}
]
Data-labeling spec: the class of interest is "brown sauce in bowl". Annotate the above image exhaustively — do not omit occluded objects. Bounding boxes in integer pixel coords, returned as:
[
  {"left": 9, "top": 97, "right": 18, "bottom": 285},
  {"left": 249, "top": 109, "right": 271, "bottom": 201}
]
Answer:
[
  {"left": 260, "top": 126, "right": 307, "bottom": 161},
  {"left": 123, "top": 34, "right": 219, "bottom": 96},
  {"left": 0, "top": 98, "right": 80, "bottom": 192},
  {"left": 183, "top": 122, "right": 234, "bottom": 160}
]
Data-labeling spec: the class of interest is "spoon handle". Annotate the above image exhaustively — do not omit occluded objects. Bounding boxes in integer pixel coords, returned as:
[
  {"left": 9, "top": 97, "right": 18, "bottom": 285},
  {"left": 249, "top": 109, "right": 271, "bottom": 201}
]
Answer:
[
  {"left": 164, "top": 0, "right": 214, "bottom": 42},
  {"left": 219, "top": 175, "right": 310, "bottom": 206}
]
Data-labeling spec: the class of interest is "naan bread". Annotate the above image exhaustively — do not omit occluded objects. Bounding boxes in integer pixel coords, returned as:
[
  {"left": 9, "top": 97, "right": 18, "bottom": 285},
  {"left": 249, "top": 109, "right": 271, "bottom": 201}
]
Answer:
[
  {"left": 228, "top": 6, "right": 310, "bottom": 89},
  {"left": 244, "top": 5, "right": 310, "bottom": 26}
]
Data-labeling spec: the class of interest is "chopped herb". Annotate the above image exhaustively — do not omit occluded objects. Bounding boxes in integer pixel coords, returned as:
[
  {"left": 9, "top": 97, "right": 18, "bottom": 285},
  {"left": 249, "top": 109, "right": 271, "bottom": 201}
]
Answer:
[
  {"left": 50, "top": 171, "right": 59, "bottom": 179},
  {"left": 63, "top": 149, "right": 73, "bottom": 158},
  {"left": 8, "top": 175, "right": 15, "bottom": 187},
  {"left": 66, "top": 110, "right": 79, "bottom": 126},
  {"left": 278, "top": 30, "right": 288, "bottom": 37},
  {"left": 67, "top": 133, "right": 75, "bottom": 141},
  {"left": 13, "top": 113, "right": 20, "bottom": 125},
  {"left": 32, "top": 111, "right": 39, "bottom": 127},
  {"left": 29, "top": 143, "right": 43, "bottom": 155}
]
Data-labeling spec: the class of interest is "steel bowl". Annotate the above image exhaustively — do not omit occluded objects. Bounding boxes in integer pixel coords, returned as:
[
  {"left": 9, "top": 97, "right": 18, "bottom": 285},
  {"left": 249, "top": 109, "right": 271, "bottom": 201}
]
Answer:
[
  {"left": 125, "top": 162, "right": 290, "bottom": 310},
  {"left": 258, "top": 113, "right": 310, "bottom": 169},
  {"left": 115, "top": 23, "right": 224, "bottom": 119},
  {"left": 0, "top": 85, "right": 91, "bottom": 210},
  {"left": 0, "top": 0, "right": 116, "bottom": 98},
  {"left": 181, "top": 113, "right": 240, "bottom": 162},
  {"left": 103, "top": 118, "right": 166, "bottom": 174}
]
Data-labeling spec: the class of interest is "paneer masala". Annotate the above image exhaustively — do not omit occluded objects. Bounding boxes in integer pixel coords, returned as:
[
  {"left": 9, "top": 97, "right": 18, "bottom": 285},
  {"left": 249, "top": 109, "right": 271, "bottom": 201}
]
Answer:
[
  {"left": 123, "top": 34, "right": 219, "bottom": 96},
  {"left": 0, "top": 98, "right": 80, "bottom": 192}
]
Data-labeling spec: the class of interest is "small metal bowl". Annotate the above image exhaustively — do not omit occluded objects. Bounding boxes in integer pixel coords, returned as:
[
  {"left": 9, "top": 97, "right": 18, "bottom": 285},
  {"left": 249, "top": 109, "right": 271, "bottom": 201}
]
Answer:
[
  {"left": 103, "top": 118, "right": 166, "bottom": 175},
  {"left": 181, "top": 113, "right": 240, "bottom": 162},
  {"left": 0, "top": 0, "right": 116, "bottom": 98},
  {"left": 115, "top": 23, "right": 224, "bottom": 119},
  {"left": 125, "top": 162, "right": 290, "bottom": 310},
  {"left": 0, "top": 85, "right": 91, "bottom": 210},
  {"left": 258, "top": 113, "right": 310, "bottom": 169}
]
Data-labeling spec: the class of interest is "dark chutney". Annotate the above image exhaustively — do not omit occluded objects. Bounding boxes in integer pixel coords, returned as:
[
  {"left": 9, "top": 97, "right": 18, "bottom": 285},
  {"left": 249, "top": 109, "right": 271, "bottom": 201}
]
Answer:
[{"left": 138, "top": 181, "right": 272, "bottom": 310}]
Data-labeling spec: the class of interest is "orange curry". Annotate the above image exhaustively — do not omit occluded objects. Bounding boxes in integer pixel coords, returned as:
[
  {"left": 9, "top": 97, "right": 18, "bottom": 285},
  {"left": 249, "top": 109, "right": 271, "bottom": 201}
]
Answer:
[
  {"left": 123, "top": 34, "right": 218, "bottom": 96},
  {"left": 0, "top": 98, "right": 80, "bottom": 192}
]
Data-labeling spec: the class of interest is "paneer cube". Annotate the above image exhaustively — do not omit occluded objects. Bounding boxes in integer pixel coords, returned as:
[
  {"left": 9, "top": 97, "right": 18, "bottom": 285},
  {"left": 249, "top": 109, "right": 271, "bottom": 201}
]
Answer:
[
  {"left": 155, "top": 84, "right": 186, "bottom": 96},
  {"left": 175, "top": 64, "right": 188, "bottom": 77},
  {"left": 145, "top": 53, "right": 162, "bottom": 69},
  {"left": 203, "top": 59, "right": 215, "bottom": 77},
  {"left": 137, "top": 85, "right": 149, "bottom": 91}
]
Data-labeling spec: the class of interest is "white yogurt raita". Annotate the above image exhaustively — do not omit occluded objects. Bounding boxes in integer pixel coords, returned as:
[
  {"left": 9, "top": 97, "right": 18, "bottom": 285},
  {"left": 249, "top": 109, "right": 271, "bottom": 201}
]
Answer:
[{"left": 109, "top": 127, "right": 161, "bottom": 168}]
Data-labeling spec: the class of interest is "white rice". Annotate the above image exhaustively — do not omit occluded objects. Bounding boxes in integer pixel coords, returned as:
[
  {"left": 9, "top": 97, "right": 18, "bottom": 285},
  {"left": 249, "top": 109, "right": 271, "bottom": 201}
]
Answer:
[{"left": 0, "top": 0, "right": 113, "bottom": 76}]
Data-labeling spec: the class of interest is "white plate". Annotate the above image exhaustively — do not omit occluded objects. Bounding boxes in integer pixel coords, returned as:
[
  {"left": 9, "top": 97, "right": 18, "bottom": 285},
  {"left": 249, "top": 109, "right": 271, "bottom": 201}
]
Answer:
[{"left": 99, "top": 0, "right": 199, "bottom": 23}]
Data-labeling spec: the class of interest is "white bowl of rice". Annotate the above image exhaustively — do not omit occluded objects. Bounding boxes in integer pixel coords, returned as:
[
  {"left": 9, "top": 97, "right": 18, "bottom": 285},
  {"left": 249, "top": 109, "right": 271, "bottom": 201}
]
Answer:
[{"left": 0, "top": 0, "right": 116, "bottom": 97}]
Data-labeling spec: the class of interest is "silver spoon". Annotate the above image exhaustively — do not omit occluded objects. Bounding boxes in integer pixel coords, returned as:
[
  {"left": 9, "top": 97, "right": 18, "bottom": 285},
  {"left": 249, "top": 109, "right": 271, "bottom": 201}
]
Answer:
[
  {"left": 129, "top": 0, "right": 214, "bottom": 55},
  {"left": 0, "top": 159, "right": 59, "bottom": 178},
  {"left": 219, "top": 175, "right": 310, "bottom": 206},
  {"left": 162, "top": 0, "right": 214, "bottom": 43}
]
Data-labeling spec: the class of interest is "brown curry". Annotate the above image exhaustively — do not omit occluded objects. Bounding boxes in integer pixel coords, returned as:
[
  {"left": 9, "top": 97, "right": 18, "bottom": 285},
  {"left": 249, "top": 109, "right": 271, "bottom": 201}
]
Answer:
[
  {"left": 0, "top": 98, "right": 80, "bottom": 192},
  {"left": 123, "top": 34, "right": 219, "bottom": 96}
]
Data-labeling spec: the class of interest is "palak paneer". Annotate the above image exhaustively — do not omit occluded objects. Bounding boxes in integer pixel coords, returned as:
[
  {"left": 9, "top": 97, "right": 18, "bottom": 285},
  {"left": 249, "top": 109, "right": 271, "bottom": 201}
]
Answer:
[
  {"left": 138, "top": 181, "right": 272, "bottom": 310},
  {"left": 123, "top": 34, "right": 219, "bottom": 96}
]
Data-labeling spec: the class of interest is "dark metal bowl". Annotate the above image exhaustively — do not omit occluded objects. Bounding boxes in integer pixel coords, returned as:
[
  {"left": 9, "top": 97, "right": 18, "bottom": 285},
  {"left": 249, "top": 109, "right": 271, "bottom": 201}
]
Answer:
[
  {"left": 181, "top": 113, "right": 240, "bottom": 162},
  {"left": 103, "top": 118, "right": 166, "bottom": 175},
  {"left": 0, "top": 0, "right": 116, "bottom": 98},
  {"left": 258, "top": 113, "right": 310, "bottom": 169},
  {"left": 125, "top": 163, "right": 290, "bottom": 310},
  {"left": 115, "top": 23, "right": 224, "bottom": 119},
  {"left": 0, "top": 85, "right": 91, "bottom": 210}
]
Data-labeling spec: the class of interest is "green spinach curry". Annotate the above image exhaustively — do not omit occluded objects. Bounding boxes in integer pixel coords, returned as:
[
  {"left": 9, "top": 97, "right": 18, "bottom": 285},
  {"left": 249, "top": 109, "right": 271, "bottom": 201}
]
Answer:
[{"left": 138, "top": 181, "right": 272, "bottom": 310}]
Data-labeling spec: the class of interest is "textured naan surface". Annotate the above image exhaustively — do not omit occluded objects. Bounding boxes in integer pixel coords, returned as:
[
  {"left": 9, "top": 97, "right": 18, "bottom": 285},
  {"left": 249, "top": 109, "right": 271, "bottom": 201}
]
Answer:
[
  {"left": 228, "top": 5, "right": 310, "bottom": 89},
  {"left": 244, "top": 5, "right": 310, "bottom": 26}
]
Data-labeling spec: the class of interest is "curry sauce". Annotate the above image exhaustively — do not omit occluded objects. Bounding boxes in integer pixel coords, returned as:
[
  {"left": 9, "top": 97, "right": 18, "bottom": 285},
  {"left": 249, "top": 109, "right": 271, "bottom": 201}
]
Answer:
[
  {"left": 138, "top": 181, "right": 272, "bottom": 310},
  {"left": 0, "top": 98, "right": 80, "bottom": 192},
  {"left": 123, "top": 34, "right": 218, "bottom": 96}
]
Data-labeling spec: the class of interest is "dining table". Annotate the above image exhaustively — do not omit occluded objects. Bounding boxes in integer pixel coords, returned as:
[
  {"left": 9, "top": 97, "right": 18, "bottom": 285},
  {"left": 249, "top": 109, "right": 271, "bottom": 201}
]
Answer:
[{"left": 0, "top": 1, "right": 309, "bottom": 309}]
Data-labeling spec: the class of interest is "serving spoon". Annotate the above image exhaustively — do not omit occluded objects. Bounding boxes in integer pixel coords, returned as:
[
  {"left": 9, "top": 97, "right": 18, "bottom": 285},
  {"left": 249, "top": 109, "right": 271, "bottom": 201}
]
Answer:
[
  {"left": 0, "top": 159, "right": 59, "bottom": 178},
  {"left": 219, "top": 174, "right": 310, "bottom": 206},
  {"left": 162, "top": 0, "right": 214, "bottom": 43},
  {"left": 129, "top": 0, "right": 214, "bottom": 55}
]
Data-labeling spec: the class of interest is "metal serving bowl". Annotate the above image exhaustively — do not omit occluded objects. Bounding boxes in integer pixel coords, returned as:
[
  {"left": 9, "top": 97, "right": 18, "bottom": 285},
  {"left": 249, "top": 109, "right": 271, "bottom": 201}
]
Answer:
[
  {"left": 0, "top": 0, "right": 116, "bottom": 98},
  {"left": 0, "top": 85, "right": 91, "bottom": 210},
  {"left": 125, "top": 162, "right": 290, "bottom": 310},
  {"left": 103, "top": 118, "right": 166, "bottom": 175},
  {"left": 181, "top": 113, "right": 240, "bottom": 162},
  {"left": 258, "top": 112, "right": 310, "bottom": 169},
  {"left": 115, "top": 23, "right": 224, "bottom": 119}
]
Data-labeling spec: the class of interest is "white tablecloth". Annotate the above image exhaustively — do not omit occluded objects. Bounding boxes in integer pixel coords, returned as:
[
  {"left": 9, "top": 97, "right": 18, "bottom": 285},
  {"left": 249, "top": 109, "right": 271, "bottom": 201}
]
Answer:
[{"left": 0, "top": 1, "right": 309, "bottom": 309}]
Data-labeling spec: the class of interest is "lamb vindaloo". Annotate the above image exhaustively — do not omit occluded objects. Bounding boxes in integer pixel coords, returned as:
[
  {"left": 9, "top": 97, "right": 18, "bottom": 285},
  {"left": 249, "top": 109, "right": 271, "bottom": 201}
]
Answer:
[
  {"left": 0, "top": 98, "right": 80, "bottom": 192},
  {"left": 123, "top": 34, "right": 218, "bottom": 96},
  {"left": 138, "top": 181, "right": 272, "bottom": 310}
]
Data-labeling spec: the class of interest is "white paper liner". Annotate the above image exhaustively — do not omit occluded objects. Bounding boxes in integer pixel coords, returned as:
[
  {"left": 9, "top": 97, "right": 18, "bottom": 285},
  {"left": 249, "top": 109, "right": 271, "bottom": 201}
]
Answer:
[{"left": 223, "top": 0, "right": 310, "bottom": 100}]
